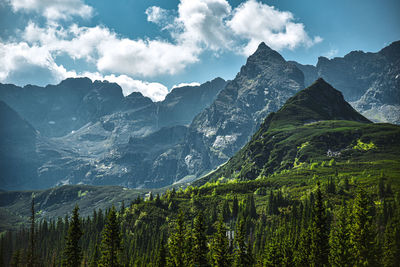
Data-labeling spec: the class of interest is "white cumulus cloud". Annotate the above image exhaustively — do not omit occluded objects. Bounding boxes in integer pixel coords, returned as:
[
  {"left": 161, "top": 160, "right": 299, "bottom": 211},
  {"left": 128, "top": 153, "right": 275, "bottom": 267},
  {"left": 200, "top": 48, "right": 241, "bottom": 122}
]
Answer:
[
  {"left": 227, "top": 0, "right": 322, "bottom": 55},
  {"left": 81, "top": 73, "right": 169, "bottom": 101},
  {"left": 172, "top": 82, "right": 201, "bottom": 89},
  {"left": 7, "top": 0, "right": 93, "bottom": 21}
]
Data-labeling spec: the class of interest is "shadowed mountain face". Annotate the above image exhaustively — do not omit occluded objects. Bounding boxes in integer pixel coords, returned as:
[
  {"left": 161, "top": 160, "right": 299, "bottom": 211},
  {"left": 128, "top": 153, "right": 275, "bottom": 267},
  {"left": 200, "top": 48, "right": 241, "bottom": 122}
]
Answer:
[
  {"left": 0, "top": 77, "right": 226, "bottom": 190},
  {"left": 0, "top": 101, "right": 39, "bottom": 189},
  {"left": 291, "top": 40, "right": 400, "bottom": 124},
  {"left": 0, "top": 78, "right": 125, "bottom": 137},
  {"left": 197, "top": 78, "right": 400, "bottom": 185}
]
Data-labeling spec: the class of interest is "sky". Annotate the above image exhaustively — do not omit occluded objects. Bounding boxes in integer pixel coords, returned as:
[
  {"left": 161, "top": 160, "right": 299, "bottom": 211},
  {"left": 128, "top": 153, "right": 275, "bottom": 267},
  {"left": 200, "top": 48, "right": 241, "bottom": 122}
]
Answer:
[{"left": 0, "top": 0, "right": 399, "bottom": 101}]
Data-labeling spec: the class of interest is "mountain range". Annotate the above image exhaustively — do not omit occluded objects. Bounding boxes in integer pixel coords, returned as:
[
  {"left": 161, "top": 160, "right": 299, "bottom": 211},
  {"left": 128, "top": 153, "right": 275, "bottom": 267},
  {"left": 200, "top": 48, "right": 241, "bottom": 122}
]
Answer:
[{"left": 0, "top": 41, "right": 399, "bottom": 190}]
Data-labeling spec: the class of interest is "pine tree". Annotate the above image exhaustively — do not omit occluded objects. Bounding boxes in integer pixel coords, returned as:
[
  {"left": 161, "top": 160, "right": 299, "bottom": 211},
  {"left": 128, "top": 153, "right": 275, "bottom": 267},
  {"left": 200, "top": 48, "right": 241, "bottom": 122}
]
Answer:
[
  {"left": 222, "top": 199, "right": 231, "bottom": 222},
  {"left": 99, "top": 206, "right": 122, "bottom": 267},
  {"left": 247, "top": 195, "right": 257, "bottom": 219},
  {"left": 89, "top": 244, "right": 100, "bottom": 267},
  {"left": 168, "top": 210, "right": 186, "bottom": 267},
  {"left": 382, "top": 211, "right": 400, "bottom": 267},
  {"left": 234, "top": 218, "right": 252, "bottom": 266},
  {"left": 294, "top": 227, "right": 311, "bottom": 266},
  {"left": 156, "top": 241, "right": 167, "bottom": 267},
  {"left": 10, "top": 249, "right": 22, "bottom": 267},
  {"left": 211, "top": 215, "right": 231, "bottom": 267},
  {"left": 232, "top": 196, "right": 239, "bottom": 219},
  {"left": 62, "top": 205, "right": 83, "bottom": 267},
  {"left": 310, "top": 183, "right": 329, "bottom": 266},
  {"left": 192, "top": 211, "right": 209, "bottom": 267},
  {"left": 27, "top": 196, "right": 36, "bottom": 267},
  {"left": 351, "top": 189, "right": 377, "bottom": 266},
  {"left": 329, "top": 200, "right": 352, "bottom": 266},
  {"left": 263, "top": 235, "right": 282, "bottom": 267}
]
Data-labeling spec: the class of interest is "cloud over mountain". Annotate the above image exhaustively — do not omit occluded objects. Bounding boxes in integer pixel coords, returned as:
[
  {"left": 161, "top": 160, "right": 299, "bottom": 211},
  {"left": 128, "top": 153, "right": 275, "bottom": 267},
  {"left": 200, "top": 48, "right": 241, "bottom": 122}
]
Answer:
[{"left": 0, "top": 0, "right": 321, "bottom": 100}]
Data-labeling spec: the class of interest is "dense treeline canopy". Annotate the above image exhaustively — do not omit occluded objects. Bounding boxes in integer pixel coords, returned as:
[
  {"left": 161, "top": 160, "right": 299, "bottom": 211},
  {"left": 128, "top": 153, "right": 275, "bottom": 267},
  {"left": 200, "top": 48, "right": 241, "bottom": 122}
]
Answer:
[{"left": 1, "top": 174, "right": 399, "bottom": 267}]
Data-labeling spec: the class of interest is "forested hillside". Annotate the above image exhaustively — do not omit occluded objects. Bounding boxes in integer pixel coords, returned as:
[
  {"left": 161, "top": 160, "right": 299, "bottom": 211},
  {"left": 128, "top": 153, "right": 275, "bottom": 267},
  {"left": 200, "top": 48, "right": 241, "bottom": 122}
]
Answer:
[{"left": 1, "top": 169, "right": 399, "bottom": 266}]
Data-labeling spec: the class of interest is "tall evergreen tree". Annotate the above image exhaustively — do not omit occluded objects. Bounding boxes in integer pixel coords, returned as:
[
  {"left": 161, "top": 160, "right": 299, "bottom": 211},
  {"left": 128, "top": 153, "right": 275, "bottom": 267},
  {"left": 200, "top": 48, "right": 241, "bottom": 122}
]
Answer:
[
  {"left": 234, "top": 218, "right": 253, "bottom": 266},
  {"left": 232, "top": 196, "right": 239, "bottom": 219},
  {"left": 27, "top": 196, "right": 36, "bottom": 267},
  {"left": 382, "top": 211, "right": 400, "bottom": 267},
  {"left": 351, "top": 189, "right": 377, "bottom": 266},
  {"left": 99, "top": 206, "right": 122, "bottom": 267},
  {"left": 156, "top": 241, "right": 167, "bottom": 267},
  {"left": 192, "top": 211, "right": 209, "bottom": 267},
  {"left": 329, "top": 200, "right": 352, "bottom": 266},
  {"left": 211, "top": 215, "right": 231, "bottom": 267},
  {"left": 310, "top": 183, "right": 329, "bottom": 266},
  {"left": 62, "top": 205, "right": 83, "bottom": 267},
  {"left": 263, "top": 235, "right": 283, "bottom": 267},
  {"left": 89, "top": 244, "right": 100, "bottom": 267},
  {"left": 168, "top": 210, "right": 186, "bottom": 267}
]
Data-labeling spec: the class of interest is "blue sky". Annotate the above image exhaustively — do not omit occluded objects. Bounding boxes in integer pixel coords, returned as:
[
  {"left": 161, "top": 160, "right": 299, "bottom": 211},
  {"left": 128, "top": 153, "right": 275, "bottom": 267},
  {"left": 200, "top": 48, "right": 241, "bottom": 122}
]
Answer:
[{"left": 0, "top": 0, "right": 399, "bottom": 101}]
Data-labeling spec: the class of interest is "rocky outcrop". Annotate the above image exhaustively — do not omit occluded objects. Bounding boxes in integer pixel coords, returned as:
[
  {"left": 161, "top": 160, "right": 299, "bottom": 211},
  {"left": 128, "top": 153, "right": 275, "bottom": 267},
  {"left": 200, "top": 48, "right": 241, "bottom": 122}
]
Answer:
[{"left": 175, "top": 42, "right": 304, "bottom": 179}]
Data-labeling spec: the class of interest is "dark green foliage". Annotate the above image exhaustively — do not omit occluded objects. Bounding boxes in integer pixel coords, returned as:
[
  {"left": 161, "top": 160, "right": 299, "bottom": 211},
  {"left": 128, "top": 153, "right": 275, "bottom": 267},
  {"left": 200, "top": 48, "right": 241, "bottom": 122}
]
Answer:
[
  {"left": 211, "top": 216, "right": 231, "bottom": 267},
  {"left": 62, "top": 205, "right": 83, "bottom": 267},
  {"left": 310, "top": 183, "right": 330, "bottom": 266},
  {"left": 383, "top": 209, "right": 400, "bottom": 267},
  {"left": 168, "top": 210, "right": 186, "bottom": 267},
  {"left": 350, "top": 190, "right": 378, "bottom": 266},
  {"left": 234, "top": 218, "right": 253, "bottom": 266},
  {"left": 27, "top": 197, "right": 36, "bottom": 267},
  {"left": 99, "top": 206, "right": 122, "bottom": 267},
  {"left": 329, "top": 200, "right": 352, "bottom": 266},
  {"left": 192, "top": 211, "right": 209, "bottom": 267}
]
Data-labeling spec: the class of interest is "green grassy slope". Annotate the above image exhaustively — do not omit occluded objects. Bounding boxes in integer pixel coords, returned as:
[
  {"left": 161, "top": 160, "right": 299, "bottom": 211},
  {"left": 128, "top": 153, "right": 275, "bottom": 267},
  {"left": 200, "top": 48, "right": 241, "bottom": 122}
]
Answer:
[{"left": 196, "top": 79, "right": 400, "bottom": 185}]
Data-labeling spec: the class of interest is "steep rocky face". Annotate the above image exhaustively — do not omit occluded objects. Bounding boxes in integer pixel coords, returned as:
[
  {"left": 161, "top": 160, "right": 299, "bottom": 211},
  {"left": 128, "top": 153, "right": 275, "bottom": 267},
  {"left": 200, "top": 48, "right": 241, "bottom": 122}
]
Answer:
[
  {"left": 175, "top": 42, "right": 304, "bottom": 179},
  {"left": 158, "top": 77, "right": 227, "bottom": 127},
  {"left": 0, "top": 76, "right": 226, "bottom": 189},
  {"left": 294, "top": 41, "right": 400, "bottom": 124},
  {"left": 0, "top": 101, "right": 39, "bottom": 189},
  {"left": 0, "top": 78, "right": 125, "bottom": 137},
  {"left": 87, "top": 125, "right": 187, "bottom": 187}
]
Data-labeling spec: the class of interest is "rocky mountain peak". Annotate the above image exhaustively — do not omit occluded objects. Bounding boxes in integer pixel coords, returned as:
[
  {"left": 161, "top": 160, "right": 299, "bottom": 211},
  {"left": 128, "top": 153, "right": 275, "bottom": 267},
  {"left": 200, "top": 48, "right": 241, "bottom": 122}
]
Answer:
[{"left": 267, "top": 78, "right": 371, "bottom": 129}]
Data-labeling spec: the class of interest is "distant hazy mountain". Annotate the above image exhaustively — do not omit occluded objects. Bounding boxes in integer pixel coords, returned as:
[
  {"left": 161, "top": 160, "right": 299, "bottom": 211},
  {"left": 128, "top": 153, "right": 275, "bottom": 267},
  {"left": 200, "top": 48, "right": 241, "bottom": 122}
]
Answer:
[
  {"left": 0, "top": 77, "right": 226, "bottom": 190},
  {"left": 291, "top": 40, "right": 400, "bottom": 124}
]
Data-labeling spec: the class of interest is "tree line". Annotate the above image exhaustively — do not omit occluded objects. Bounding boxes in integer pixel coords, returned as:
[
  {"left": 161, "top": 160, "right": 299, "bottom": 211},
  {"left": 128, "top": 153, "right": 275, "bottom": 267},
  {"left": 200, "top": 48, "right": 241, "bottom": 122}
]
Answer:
[{"left": 1, "top": 178, "right": 399, "bottom": 266}]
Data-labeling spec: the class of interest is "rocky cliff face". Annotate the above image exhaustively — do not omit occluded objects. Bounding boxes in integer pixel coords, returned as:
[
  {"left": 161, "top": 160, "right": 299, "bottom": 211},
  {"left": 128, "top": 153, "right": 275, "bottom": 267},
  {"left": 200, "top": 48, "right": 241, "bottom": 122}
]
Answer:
[
  {"left": 175, "top": 42, "right": 304, "bottom": 179},
  {"left": 0, "top": 77, "right": 226, "bottom": 189},
  {"left": 293, "top": 41, "right": 400, "bottom": 124}
]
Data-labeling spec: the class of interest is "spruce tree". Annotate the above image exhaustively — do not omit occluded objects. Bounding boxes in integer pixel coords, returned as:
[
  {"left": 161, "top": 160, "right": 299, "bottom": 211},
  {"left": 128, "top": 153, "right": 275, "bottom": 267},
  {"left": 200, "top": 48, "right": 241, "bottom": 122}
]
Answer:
[
  {"left": 310, "top": 183, "right": 329, "bottom": 266},
  {"left": 168, "top": 210, "right": 186, "bottom": 267},
  {"left": 212, "top": 215, "right": 231, "bottom": 267},
  {"left": 382, "top": 211, "right": 400, "bottom": 267},
  {"left": 232, "top": 196, "right": 239, "bottom": 219},
  {"left": 156, "top": 241, "right": 167, "bottom": 267},
  {"left": 27, "top": 196, "right": 36, "bottom": 267},
  {"left": 329, "top": 200, "right": 352, "bottom": 266},
  {"left": 294, "top": 227, "right": 311, "bottom": 266},
  {"left": 234, "top": 218, "right": 252, "bottom": 266},
  {"left": 99, "top": 206, "right": 122, "bottom": 267},
  {"left": 89, "top": 244, "right": 100, "bottom": 267},
  {"left": 62, "top": 205, "right": 83, "bottom": 267},
  {"left": 192, "top": 211, "right": 209, "bottom": 267},
  {"left": 351, "top": 189, "right": 377, "bottom": 266},
  {"left": 263, "top": 235, "right": 282, "bottom": 267}
]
